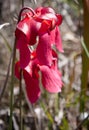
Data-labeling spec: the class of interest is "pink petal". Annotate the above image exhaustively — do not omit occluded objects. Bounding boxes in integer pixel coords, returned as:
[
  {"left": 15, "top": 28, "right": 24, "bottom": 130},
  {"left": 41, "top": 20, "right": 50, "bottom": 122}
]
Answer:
[
  {"left": 50, "top": 28, "right": 56, "bottom": 44},
  {"left": 35, "top": 7, "right": 58, "bottom": 26},
  {"left": 15, "top": 16, "right": 31, "bottom": 43},
  {"left": 35, "top": 7, "right": 55, "bottom": 15},
  {"left": 16, "top": 37, "right": 31, "bottom": 69},
  {"left": 35, "top": 7, "right": 62, "bottom": 29},
  {"left": 52, "top": 49, "right": 58, "bottom": 58},
  {"left": 50, "top": 27, "right": 63, "bottom": 52},
  {"left": 29, "top": 20, "right": 40, "bottom": 45},
  {"left": 37, "top": 13, "right": 57, "bottom": 21},
  {"left": 39, "top": 20, "right": 51, "bottom": 35},
  {"left": 56, "top": 14, "right": 63, "bottom": 25},
  {"left": 36, "top": 33, "right": 52, "bottom": 66},
  {"left": 15, "top": 15, "right": 39, "bottom": 45},
  {"left": 55, "top": 26, "right": 64, "bottom": 52},
  {"left": 39, "top": 65, "right": 63, "bottom": 93},
  {"left": 24, "top": 57, "right": 39, "bottom": 77},
  {"left": 23, "top": 70, "right": 41, "bottom": 103}
]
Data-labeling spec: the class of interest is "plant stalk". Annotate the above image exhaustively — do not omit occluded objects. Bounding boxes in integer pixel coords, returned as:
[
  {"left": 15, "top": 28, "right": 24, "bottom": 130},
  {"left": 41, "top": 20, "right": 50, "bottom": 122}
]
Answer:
[
  {"left": 8, "top": 39, "right": 16, "bottom": 130},
  {"left": 19, "top": 69, "right": 23, "bottom": 130},
  {"left": 80, "top": 0, "right": 89, "bottom": 112}
]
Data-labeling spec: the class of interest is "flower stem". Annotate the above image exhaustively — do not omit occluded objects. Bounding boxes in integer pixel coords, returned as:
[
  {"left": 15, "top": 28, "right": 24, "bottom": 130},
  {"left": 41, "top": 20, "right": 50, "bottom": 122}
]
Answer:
[
  {"left": 18, "top": 7, "right": 36, "bottom": 22},
  {"left": 20, "top": 0, "right": 24, "bottom": 127},
  {"left": 8, "top": 39, "right": 16, "bottom": 130},
  {"left": 22, "top": 0, "right": 24, "bottom": 7},
  {"left": 80, "top": 0, "right": 89, "bottom": 112},
  {"left": 19, "top": 69, "right": 23, "bottom": 130}
]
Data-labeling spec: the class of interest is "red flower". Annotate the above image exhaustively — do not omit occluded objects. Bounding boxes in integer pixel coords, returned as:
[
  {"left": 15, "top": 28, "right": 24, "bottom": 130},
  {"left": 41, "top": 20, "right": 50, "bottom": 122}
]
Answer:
[
  {"left": 15, "top": 50, "right": 62, "bottom": 103},
  {"left": 15, "top": 7, "right": 63, "bottom": 103},
  {"left": 15, "top": 58, "right": 41, "bottom": 103}
]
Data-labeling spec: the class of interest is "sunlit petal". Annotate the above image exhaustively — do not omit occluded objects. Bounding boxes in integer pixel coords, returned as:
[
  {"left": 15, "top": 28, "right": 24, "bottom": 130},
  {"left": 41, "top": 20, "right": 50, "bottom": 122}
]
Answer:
[
  {"left": 36, "top": 33, "right": 52, "bottom": 66},
  {"left": 39, "top": 65, "right": 62, "bottom": 93}
]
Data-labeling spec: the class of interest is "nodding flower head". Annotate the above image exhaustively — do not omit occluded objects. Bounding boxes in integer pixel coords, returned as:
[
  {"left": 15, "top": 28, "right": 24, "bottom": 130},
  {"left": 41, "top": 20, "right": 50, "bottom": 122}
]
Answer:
[{"left": 15, "top": 6, "right": 63, "bottom": 103}]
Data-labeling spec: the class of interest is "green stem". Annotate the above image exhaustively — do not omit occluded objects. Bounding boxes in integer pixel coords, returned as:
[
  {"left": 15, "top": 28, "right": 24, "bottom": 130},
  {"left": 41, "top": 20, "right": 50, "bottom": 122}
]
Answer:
[
  {"left": 80, "top": 0, "right": 89, "bottom": 112},
  {"left": 19, "top": 69, "right": 23, "bottom": 130},
  {"left": 19, "top": 1, "right": 24, "bottom": 129},
  {"left": 40, "top": 102, "right": 54, "bottom": 124},
  {"left": 81, "top": 38, "right": 89, "bottom": 58},
  {"left": 8, "top": 39, "right": 16, "bottom": 130}
]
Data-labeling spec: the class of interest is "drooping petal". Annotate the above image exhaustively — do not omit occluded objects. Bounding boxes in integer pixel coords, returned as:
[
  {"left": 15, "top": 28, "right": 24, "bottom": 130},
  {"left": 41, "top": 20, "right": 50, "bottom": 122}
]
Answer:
[
  {"left": 39, "top": 65, "right": 62, "bottom": 93},
  {"left": 50, "top": 28, "right": 56, "bottom": 44},
  {"left": 23, "top": 70, "right": 41, "bottom": 103},
  {"left": 36, "top": 33, "right": 52, "bottom": 66},
  {"left": 56, "top": 14, "right": 63, "bottom": 26},
  {"left": 50, "top": 26, "right": 63, "bottom": 52},
  {"left": 15, "top": 15, "right": 39, "bottom": 45},
  {"left": 28, "top": 19, "right": 40, "bottom": 45},
  {"left": 38, "top": 20, "right": 51, "bottom": 35},
  {"left": 36, "top": 13, "right": 57, "bottom": 21},
  {"left": 35, "top": 7, "right": 57, "bottom": 21},
  {"left": 15, "top": 16, "right": 31, "bottom": 43},
  {"left": 35, "top": 7, "right": 55, "bottom": 15},
  {"left": 24, "top": 56, "right": 39, "bottom": 77},
  {"left": 35, "top": 7, "right": 62, "bottom": 29},
  {"left": 55, "top": 26, "right": 64, "bottom": 52},
  {"left": 52, "top": 49, "right": 58, "bottom": 58},
  {"left": 16, "top": 37, "right": 31, "bottom": 69}
]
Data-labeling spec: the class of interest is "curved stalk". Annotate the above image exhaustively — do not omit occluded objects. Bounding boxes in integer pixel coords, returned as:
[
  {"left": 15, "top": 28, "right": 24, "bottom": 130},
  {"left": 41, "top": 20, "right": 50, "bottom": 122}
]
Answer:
[{"left": 18, "top": 7, "right": 36, "bottom": 22}]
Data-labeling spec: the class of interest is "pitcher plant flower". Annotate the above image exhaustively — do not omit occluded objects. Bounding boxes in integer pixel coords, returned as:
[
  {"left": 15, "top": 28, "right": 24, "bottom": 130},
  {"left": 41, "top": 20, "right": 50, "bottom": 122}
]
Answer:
[{"left": 15, "top": 6, "right": 63, "bottom": 103}]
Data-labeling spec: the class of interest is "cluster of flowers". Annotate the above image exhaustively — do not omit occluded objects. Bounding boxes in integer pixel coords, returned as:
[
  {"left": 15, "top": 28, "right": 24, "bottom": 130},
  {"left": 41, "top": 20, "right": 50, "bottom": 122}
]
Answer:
[{"left": 15, "top": 6, "right": 63, "bottom": 103}]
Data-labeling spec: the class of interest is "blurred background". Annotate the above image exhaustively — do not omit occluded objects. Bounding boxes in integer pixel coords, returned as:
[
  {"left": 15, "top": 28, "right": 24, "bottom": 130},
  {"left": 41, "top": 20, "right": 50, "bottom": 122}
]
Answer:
[{"left": 0, "top": 0, "right": 89, "bottom": 130}]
